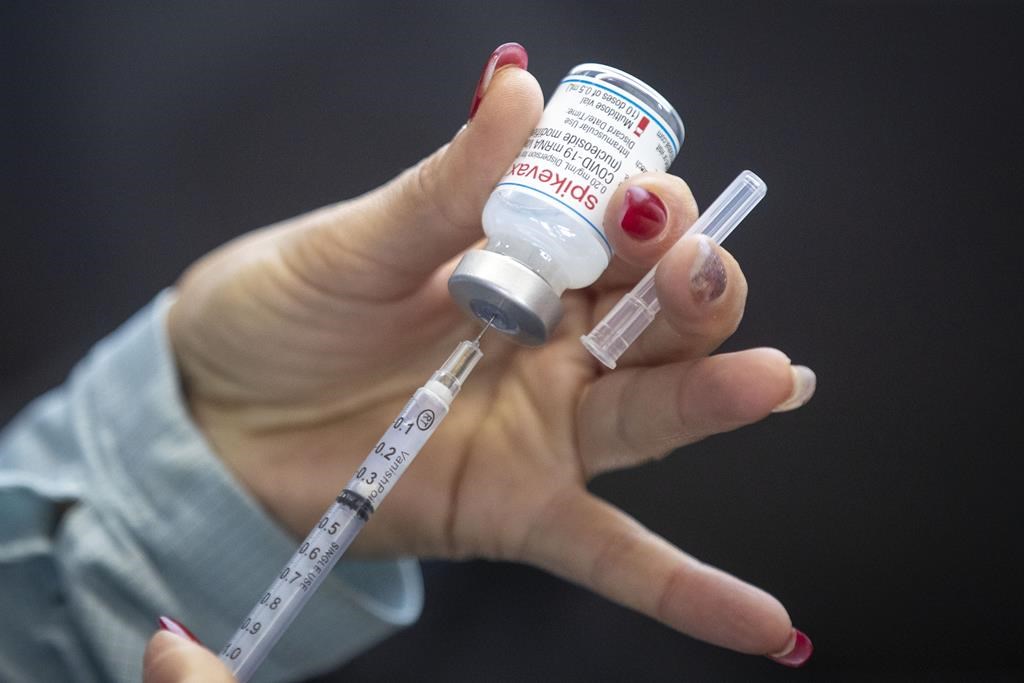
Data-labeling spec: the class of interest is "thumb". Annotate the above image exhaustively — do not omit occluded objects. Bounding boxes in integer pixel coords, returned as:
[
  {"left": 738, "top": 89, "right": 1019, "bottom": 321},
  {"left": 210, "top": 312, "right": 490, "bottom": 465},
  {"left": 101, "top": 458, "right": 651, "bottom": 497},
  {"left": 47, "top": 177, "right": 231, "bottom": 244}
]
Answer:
[
  {"left": 294, "top": 45, "right": 543, "bottom": 300},
  {"left": 143, "top": 626, "right": 235, "bottom": 683}
]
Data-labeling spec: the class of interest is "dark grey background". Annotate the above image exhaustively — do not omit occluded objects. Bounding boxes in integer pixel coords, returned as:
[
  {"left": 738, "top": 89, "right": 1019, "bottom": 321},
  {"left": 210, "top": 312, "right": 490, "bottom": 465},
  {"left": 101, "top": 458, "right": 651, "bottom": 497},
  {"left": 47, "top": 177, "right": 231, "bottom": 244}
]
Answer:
[{"left": 3, "top": 1, "right": 1022, "bottom": 681}]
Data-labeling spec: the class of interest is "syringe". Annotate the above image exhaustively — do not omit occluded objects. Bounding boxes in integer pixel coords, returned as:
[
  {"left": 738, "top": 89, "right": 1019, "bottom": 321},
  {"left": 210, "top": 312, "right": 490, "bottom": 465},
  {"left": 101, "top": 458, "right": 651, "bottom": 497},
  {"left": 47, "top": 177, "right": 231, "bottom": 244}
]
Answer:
[
  {"left": 581, "top": 170, "right": 767, "bottom": 369},
  {"left": 218, "top": 333, "right": 487, "bottom": 681}
]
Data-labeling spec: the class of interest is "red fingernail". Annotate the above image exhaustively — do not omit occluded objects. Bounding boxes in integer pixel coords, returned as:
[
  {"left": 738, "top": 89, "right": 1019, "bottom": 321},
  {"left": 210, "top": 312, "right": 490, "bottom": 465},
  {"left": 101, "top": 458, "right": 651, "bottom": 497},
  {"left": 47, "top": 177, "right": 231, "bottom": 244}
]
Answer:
[
  {"left": 619, "top": 186, "right": 668, "bottom": 241},
  {"left": 157, "top": 616, "right": 201, "bottom": 644},
  {"left": 767, "top": 628, "right": 813, "bottom": 668},
  {"left": 468, "top": 42, "right": 528, "bottom": 121}
]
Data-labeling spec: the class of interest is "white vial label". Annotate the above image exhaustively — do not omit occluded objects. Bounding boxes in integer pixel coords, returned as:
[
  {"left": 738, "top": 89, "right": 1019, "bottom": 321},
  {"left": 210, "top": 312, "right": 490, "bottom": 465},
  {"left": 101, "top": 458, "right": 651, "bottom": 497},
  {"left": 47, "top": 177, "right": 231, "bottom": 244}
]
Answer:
[{"left": 496, "top": 73, "right": 681, "bottom": 248}]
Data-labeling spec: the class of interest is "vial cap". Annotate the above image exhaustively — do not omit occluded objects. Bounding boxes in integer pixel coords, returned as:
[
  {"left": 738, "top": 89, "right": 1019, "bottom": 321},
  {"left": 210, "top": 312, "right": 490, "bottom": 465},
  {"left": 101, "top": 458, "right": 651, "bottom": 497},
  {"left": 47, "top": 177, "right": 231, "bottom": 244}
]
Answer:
[{"left": 448, "top": 250, "right": 563, "bottom": 346}]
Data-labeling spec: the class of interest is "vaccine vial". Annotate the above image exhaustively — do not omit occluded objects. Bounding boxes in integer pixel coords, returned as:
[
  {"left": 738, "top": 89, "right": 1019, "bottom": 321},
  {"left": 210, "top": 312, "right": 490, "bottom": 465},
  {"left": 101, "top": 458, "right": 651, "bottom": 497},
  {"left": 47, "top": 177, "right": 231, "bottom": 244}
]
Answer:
[{"left": 449, "top": 63, "right": 684, "bottom": 345}]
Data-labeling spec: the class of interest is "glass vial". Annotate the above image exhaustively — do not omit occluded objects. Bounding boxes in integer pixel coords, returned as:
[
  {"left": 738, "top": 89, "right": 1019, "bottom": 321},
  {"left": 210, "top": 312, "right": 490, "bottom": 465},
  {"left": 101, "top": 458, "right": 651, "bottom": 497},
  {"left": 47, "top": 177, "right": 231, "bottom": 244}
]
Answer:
[{"left": 449, "top": 63, "right": 684, "bottom": 345}]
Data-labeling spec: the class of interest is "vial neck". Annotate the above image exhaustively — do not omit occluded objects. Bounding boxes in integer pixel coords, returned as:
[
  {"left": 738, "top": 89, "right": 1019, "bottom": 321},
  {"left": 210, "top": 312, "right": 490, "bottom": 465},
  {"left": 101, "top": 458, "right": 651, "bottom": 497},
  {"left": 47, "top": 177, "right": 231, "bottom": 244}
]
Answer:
[{"left": 484, "top": 237, "right": 568, "bottom": 294}]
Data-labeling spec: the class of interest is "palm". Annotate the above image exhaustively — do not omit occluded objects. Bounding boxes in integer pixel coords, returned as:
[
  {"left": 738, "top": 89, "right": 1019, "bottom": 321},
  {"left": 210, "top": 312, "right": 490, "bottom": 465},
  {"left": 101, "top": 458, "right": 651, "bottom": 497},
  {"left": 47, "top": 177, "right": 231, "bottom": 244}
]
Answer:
[{"left": 172, "top": 226, "right": 605, "bottom": 563}]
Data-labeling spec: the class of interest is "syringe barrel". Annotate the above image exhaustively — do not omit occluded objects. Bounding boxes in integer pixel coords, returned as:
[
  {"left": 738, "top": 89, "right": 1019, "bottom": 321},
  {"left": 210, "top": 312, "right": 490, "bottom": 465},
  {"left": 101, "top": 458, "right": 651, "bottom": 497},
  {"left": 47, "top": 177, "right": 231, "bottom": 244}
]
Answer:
[
  {"left": 222, "top": 386, "right": 450, "bottom": 681},
  {"left": 221, "top": 502, "right": 366, "bottom": 682},
  {"left": 220, "top": 336, "right": 486, "bottom": 680}
]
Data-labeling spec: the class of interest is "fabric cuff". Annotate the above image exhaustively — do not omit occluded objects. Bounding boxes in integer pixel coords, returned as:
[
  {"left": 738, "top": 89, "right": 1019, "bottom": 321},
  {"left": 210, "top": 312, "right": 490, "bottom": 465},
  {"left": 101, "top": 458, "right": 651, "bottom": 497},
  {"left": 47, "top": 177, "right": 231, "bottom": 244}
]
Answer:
[{"left": 78, "top": 290, "right": 422, "bottom": 681}]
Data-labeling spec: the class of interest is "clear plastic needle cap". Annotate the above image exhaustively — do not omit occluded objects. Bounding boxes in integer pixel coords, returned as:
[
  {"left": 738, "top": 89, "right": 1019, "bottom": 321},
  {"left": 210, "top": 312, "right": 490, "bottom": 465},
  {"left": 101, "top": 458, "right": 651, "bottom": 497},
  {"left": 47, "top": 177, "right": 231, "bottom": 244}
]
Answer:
[{"left": 581, "top": 170, "right": 767, "bottom": 369}]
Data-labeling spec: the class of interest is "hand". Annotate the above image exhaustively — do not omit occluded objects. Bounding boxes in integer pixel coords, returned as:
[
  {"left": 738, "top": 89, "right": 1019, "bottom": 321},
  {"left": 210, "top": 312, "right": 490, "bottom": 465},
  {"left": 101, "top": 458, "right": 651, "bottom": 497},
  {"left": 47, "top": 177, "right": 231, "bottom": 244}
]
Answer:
[
  {"left": 168, "top": 45, "right": 815, "bottom": 664},
  {"left": 144, "top": 620, "right": 235, "bottom": 683}
]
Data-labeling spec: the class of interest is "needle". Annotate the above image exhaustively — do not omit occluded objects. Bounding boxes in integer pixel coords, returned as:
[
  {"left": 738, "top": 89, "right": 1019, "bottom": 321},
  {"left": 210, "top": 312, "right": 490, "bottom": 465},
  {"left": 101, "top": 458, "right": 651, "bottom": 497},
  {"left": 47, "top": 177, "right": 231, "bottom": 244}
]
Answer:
[{"left": 474, "top": 314, "right": 496, "bottom": 344}]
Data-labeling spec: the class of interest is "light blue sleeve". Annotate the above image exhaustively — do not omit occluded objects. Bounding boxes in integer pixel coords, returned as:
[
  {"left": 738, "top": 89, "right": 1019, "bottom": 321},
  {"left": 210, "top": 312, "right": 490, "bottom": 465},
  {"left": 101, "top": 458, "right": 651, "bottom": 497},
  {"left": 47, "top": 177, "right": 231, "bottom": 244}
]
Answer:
[{"left": 0, "top": 291, "right": 423, "bottom": 682}]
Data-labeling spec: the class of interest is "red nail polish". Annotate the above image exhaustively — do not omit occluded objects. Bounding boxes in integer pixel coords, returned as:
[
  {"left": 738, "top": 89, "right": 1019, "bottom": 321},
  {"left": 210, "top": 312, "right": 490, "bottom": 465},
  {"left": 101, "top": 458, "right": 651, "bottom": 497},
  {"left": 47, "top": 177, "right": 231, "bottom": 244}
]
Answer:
[
  {"left": 157, "top": 616, "right": 201, "bottom": 644},
  {"left": 468, "top": 42, "right": 528, "bottom": 120},
  {"left": 767, "top": 629, "right": 813, "bottom": 668},
  {"left": 619, "top": 186, "right": 667, "bottom": 241}
]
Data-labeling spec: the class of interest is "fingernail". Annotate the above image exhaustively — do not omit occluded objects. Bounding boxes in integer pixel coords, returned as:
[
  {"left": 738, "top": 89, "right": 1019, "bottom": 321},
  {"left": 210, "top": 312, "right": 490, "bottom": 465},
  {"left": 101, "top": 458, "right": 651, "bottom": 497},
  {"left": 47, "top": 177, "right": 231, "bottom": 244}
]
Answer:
[
  {"left": 772, "top": 366, "right": 817, "bottom": 413},
  {"left": 767, "top": 628, "right": 814, "bottom": 667},
  {"left": 619, "top": 186, "right": 667, "bottom": 241},
  {"left": 689, "top": 236, "right": 727, "bottom": 302},
  {"left": 468, "top": 42, "right": 528, "bottom": 121},
  {"left": 157, "top": 616, "right": 201, "bottom": 644}
]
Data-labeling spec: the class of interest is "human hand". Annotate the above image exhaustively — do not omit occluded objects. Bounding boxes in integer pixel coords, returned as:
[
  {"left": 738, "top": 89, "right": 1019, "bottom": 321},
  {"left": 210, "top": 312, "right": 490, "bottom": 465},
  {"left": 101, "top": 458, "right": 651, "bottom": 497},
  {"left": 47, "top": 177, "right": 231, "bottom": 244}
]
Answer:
[
  {"left": 144, "top": 618, "right": 235, "bottom": 683},
  {"left": 168, "top": 44, "right": 815, "bottom": 665}
]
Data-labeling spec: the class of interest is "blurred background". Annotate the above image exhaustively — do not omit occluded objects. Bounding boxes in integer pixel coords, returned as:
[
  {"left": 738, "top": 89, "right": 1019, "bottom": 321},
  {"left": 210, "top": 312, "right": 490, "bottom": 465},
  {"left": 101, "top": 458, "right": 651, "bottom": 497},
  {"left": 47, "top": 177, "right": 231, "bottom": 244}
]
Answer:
[{"left": 3, "top": 1, "right": 1022, "bottom": 680}]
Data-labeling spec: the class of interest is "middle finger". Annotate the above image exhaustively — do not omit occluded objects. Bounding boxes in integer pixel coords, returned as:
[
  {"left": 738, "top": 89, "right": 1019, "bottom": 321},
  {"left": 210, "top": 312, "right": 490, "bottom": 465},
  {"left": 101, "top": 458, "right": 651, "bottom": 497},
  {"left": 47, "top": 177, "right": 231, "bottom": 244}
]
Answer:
[{"left": 590, "top": 234, "right": 749, "bottom": 368}]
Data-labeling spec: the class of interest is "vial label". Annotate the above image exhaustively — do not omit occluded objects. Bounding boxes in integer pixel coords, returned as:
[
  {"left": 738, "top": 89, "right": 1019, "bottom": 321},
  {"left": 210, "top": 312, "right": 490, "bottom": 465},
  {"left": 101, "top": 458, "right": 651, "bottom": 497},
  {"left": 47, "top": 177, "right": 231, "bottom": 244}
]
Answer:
[{"left": 496, "top": 73, "right": 681, "bottom": 244}]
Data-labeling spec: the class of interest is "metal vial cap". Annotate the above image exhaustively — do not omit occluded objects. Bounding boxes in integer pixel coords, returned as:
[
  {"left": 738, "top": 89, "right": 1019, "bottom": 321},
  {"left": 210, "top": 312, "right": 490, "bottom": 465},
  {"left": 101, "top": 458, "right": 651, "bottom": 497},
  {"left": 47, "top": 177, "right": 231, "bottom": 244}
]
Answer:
[{"left": 448, "top": 250, "right": 564, "bottom": 346}]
